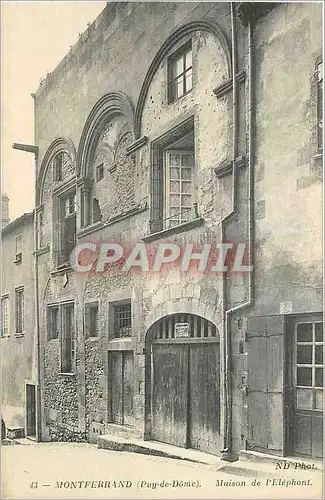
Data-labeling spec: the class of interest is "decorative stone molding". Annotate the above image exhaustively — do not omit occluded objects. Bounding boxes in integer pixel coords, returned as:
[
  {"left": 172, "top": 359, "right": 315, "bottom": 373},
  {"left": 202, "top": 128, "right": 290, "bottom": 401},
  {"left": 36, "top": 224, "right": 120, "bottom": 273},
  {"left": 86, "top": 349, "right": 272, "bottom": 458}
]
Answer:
[
  {"left": 126, "top": 136, "right": 148, "bottom": 156},
  {"left": 214, "top": 155, "right": 247, "bottom": 178},
  {"left": 213, "top": 70, "right": 246, "bottom": 99},
  {"left": 77, "top": 92, "right": 135, "bottom": 178},
  {"left": 134, "top": 19, "right": 232, "bottom": 139},
  {"left": 37, "top": 137, "right": 77, "bottom": 205}
]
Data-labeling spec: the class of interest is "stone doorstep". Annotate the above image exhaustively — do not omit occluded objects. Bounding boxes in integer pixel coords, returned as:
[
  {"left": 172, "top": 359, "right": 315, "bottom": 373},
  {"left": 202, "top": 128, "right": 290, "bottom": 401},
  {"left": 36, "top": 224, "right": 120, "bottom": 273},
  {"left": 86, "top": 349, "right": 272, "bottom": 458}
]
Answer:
[
  {"left": 97, "top": 435, "right": 222, "bottom": 466},
  {"left": 102, "top": 423, "right": 142, "bottom": 440}
]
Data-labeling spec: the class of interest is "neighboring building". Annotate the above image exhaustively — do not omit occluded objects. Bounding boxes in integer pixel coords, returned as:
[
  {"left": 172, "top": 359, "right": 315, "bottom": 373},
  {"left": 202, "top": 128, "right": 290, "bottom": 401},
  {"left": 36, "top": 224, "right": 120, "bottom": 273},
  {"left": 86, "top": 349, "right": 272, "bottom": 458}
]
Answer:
[
  {"left": 32, "top": 1, "right": 323, "bottom": 460},
  {"left": 1, "top": 193, "right": 10, "bottom": 228},
  {"left": 1, "top": 212, "right": 36, "bottom": 438}
]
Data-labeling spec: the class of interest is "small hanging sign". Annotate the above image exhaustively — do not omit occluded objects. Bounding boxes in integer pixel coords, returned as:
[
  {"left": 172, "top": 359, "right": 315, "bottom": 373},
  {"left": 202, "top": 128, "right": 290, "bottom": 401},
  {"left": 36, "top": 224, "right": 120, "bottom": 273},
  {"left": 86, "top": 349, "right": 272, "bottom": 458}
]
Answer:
[{"left": 174, "top": 322, "right": 190, "bottom": 338}]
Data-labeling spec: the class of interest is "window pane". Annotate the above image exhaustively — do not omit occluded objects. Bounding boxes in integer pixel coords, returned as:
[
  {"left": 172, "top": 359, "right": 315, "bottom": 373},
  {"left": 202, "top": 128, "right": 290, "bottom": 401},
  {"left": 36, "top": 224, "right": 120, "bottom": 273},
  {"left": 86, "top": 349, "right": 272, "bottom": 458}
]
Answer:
[
  {"left": 170, "top": 207, "right": 180, "bottom": 217},
  {"left": 181, "top": 167, "right": 192, "bottom": 180},
  {"left": 315, "top": 390, "right": 323, "bottom": 410},
  {"left": 170, "top": 181, "right": 180, "bottom": 193},
  {"left": 296, "top": 388, "right": 313, "bottom": 410},
  {"left": 181, "top": 155, "right": 191, "bottom": 166},
  {"left": 315, "top": 345, "right": 323, "bottom": 364},
  {"left": 171, "top": 56, "right": 183, "bottom": 79},
  {"left": 296, "top": 345, "right": 312, "bottom": 364},
  {"left": 170, "top": 167, "right": 180, "bottom": 179},
  {"left": 315, "top": 322, "right": 323, "bottom": 342},
  {"left": 297, "top": 367, "right": 312, "bottom": 386},
  {"left": 185, "top": 68, "right": 193, "bottom": 92},
  {"left": 181, "top": 181, "right": 192, "bottom": 194},
  {"left": 170, "top": 194, "right": 181, "bottom": 208},
  {"left": 315, "top": 368, "right": 323, "bottom": 387},
  {"left": 297, "top": 323, "right": 312, "bottom": 342},
  {"left": 169, "top": 154, "right": 180, "bottom": 166},
  {"left": 181, "top": 195, "right": 192, "bottom": 207},
  {"left": 185, "top": 49, "right": 192, "bottom": 70}
]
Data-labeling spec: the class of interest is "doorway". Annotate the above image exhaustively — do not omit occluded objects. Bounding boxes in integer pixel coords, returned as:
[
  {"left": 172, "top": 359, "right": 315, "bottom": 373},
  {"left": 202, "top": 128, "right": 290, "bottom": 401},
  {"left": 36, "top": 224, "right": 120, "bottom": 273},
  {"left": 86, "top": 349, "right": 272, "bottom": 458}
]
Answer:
[
  {"left": 286, "top": 315, "right": 323, "bottom": 458},
  {"left": 147, "top": 314, "right": 221, "bottom": 455},
  {"left": 26, "top": 384, "right": 36, "bottom": 437},
  {"left": 107, "top": 351, "right": 134, "bottom": 427}
]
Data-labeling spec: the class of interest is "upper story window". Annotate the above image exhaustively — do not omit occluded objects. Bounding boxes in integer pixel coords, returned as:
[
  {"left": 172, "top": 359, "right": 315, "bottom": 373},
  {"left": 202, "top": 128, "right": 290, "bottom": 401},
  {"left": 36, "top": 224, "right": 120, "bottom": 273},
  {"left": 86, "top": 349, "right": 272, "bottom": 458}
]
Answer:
[
  {"left": 60, "top": 302, "right": 75, "bottom": 374},
  {"left": 316, "top": 59, "right": 323, "bottom": 151},
  {"left": 84, "top": 302, "right": 99, "bottom": 339},
  {"left": 53, "top": 153, "right": 63, "bottom": 181},
  {"left": 59, "top": 191, "right": 76, "bottom": 265},
  {"left": 15, "top": 287, "right": 24, "bottom": 334},
  {"left": 96, "top": 163, "right": 104, "bottom": 182},
  {"left": 1, "top": 296, "right": 9, "bottom": 337},
  {"left": 15, "top": 234, "right": 23, "bottom": 263},
  {"left": 168, "top": 40, "right": 193, "bottom": 103},
  {"left": 150, "top": 120, "right": 197, "bottom": 234},
  {"left": 113, "top": 302, "right": 132, "bottom": 338},
  {"left": 48, "top": 305, "right": 60, "bottom": 341}
]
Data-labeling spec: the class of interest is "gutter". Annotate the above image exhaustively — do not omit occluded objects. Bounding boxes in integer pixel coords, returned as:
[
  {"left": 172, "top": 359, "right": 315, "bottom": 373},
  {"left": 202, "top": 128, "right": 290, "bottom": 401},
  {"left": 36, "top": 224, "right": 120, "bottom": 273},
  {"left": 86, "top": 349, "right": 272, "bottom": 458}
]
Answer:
[{"left": 220, "top": 5, "right": 255, "bottom": 460}]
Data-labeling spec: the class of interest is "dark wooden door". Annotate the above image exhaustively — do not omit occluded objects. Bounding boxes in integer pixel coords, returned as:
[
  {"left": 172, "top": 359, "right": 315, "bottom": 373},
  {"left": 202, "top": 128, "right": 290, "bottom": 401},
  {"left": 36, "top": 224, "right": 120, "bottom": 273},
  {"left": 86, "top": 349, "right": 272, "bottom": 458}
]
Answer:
[
  {"left": 151, "top": 344, "right": 188, "bottom": 447},
  {"left": 108, "top": 351, "right": 134, "bottom": 426},
  {"left": 287, "top": 318, "right": 323, "bottom": 458},
  {"left": 26, "top": 384, "right": 36, "bottom": 437},
  {"left": 188, "top": 343, "right": 220, "bottom": 454}
]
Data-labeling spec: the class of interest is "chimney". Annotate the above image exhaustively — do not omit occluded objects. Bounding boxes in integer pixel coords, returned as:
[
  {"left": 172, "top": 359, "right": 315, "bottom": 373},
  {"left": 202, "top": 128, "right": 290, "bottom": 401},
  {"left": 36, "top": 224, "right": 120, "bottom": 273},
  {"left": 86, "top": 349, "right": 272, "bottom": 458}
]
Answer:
[{"left": 1, "top": 193, "right": 10, "bottom": 228}]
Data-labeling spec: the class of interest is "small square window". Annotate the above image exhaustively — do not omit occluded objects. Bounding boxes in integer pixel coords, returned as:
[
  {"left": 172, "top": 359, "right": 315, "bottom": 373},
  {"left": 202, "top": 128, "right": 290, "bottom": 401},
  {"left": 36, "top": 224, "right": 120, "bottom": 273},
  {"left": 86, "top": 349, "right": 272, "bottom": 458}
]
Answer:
[
  {"left": 113, "top": 302, "right": 132, "bottom": 338},
  {"left": 1, "top": 296, "right": 9, "bottom": 337},
  {"left": 96, "top": 164, "right": 104, "bottom": 182},
  {"left": 168, "top": 41, "right": 193, "bottom": 104}
]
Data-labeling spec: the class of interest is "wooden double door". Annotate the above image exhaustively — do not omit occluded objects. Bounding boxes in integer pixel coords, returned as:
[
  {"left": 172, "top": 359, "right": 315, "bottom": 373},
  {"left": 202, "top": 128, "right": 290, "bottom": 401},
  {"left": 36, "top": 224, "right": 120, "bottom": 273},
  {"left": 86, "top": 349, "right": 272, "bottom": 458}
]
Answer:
[
  {"left": 108, "top": 351, "right": 134, "bottom": 427},
  {"left": 150, "top": 340, "right": 220, "bottom": 455}
]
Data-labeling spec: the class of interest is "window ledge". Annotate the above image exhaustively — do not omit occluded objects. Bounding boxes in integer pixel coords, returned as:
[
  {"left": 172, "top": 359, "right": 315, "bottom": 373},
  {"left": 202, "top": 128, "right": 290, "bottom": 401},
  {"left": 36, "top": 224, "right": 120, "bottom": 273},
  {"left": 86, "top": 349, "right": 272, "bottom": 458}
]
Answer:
[
  {"left": 215, "top": 156, "right": 246, "bottom": 178},
  {"left": 51, "top": 263, "right": 73, "bottom": 276},
  {"left": 107, "top": 337, "right": 135, "bottom": 351},
  {"left": 142, "top": 217, "right": 204, "bottom": 243},
  {"left": 59, "top": 372, "right": 76, "bottom": 377},
  {"left": 313, "top": 151, "right": 323, "bottom": 163},
  {"left": 13, "top": 256, "right": 22, "bottom": 264},
  {"left": 34, "top": 245, "right": 50, "bottom": 256},
  {"left": 85, "top": 336, "right": 99, "bottom": 342},
  {"left": 14, "top": 333, "right": 24, "bottom": 338},
  {"left": 1, "top": 335, "right": 10, "bottom": 339}
]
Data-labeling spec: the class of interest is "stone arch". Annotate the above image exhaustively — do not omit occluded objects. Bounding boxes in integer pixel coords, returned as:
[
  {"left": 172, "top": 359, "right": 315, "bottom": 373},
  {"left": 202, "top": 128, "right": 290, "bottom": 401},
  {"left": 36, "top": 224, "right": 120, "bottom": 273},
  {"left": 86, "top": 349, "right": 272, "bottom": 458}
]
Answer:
[
  {"left": 134, "top": 18, "right": 232, "bottom": 139},
  {"left": 77, "top": 92, "right": 135, "bottom": 178},
  {"left": 143, "top": 296, "right": 221, "bottom": 340},
  {"left": 36, "top": 138, "right": 77, "bottom": 206}
]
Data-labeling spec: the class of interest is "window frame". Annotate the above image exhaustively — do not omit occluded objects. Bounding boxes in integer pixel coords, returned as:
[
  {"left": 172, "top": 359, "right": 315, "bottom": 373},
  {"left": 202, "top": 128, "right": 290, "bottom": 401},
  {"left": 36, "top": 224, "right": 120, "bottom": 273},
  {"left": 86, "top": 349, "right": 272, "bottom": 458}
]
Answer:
[
  {"left": 108, "top": 299, "right": 132, "bottom": 340},
  {"left": 58, "top": 190, "right": 77, "bottom": 265},
  {"left": 294, "top": 321, "right": 323, "bottom": 411},
  {"left": 150, "top": 116, "right": 196, "bottom": 234},
  {"left": 84, "top": 301, "right": 99, "bottom": 339},
  {"left": 1, "top": 295, "right": 10, "bottom": 337},
  {"left": 15, "top": 287, "right": 24, "bottom": 334},
  {"left": 95, "top": 163, "right": 104, "bottom": 182},
  {"left": 167, "top": 40, "right": 193, "bottom": 104},
  {"left": 47, "top": 305, "right": 60, "bottom": 341},
  {"left": 164, "top": 147, "right": 195, "bottom": 229},
  {"left": 60, "top": 302, "right": 76, "bottom": 374}
]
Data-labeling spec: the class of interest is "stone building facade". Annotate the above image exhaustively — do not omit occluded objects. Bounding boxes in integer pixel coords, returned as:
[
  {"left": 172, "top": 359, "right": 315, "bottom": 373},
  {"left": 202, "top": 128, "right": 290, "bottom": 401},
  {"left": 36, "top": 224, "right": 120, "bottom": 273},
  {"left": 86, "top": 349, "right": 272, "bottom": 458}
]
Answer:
[
  {"left": 1, "top": 212, "right": 36, "bottom": 438},
  {"left": 33, "top": 2, "right": 323, "bottom": 460}
]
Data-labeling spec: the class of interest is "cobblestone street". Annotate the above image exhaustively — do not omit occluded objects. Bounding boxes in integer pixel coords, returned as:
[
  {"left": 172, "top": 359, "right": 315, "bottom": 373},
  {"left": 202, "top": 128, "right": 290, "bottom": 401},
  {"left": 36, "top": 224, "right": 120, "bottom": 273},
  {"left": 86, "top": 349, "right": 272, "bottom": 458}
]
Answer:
[{"left": 2, "top": 442, "right": 322, "bottom": 499}]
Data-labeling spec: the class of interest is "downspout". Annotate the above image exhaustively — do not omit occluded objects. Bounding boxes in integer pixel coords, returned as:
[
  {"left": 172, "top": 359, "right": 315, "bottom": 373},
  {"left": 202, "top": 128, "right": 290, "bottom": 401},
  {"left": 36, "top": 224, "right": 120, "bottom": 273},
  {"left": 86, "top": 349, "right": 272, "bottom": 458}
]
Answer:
[
  {"left": 32, "top": 94, "right": 42, "bottom": 442},
  {"left": 221, "top": 6, "right": 255, "bottom": 460}
]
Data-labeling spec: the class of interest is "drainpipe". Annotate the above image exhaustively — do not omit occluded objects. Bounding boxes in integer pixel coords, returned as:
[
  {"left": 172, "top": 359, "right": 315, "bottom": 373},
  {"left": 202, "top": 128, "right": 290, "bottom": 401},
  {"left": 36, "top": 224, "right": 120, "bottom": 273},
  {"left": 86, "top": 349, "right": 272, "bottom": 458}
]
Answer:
[{"left": 220, "top": 5, "right": 255, "bottom": 460}]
